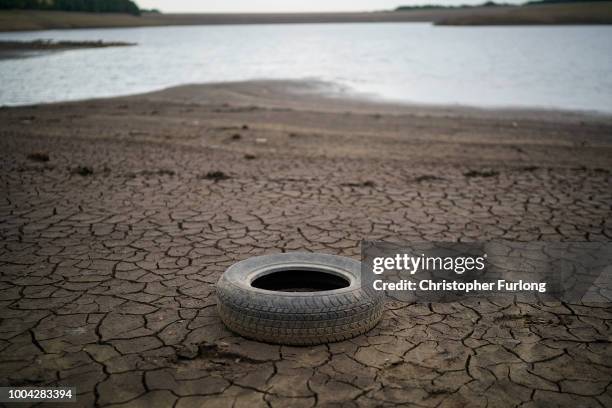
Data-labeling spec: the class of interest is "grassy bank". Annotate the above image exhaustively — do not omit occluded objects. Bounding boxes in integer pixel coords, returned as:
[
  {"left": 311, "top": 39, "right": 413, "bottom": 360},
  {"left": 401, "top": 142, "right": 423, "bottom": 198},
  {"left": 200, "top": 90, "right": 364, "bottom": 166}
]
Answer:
[
  {"left": 0, "top": 10, "right": 164, "bottom": 31},
  {"left": 0, "top": 9, "right": 477, "bottom": 31},
  {"left": 436, "top": 1, "right": 612, "bottom": 25},
  {"left": 0, "top": 2, "right": 610, "bottom": 31}
]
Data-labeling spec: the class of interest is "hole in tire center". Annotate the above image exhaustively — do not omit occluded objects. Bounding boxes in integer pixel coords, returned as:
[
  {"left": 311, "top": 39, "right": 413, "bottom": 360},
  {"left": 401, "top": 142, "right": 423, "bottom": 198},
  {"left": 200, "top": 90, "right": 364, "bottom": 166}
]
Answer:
[{"left": 251, "top": 270, "right": 350, "bottom": 292}]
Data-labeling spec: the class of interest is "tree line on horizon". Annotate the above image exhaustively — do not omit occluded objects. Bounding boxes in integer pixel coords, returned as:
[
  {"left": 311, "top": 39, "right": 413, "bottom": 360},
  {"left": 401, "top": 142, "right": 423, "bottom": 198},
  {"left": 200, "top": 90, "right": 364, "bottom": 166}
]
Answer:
[
  {"left": 396, "top": 0, "right": 609, "bottom": 11},
  {"left": 0, "top": 0, "right": 141, "bottom": 15}
]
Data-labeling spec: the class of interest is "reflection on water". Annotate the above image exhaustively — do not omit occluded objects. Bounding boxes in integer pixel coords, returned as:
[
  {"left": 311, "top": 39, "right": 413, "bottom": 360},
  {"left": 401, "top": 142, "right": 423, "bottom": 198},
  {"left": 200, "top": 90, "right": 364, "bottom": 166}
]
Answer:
[{"left": 0, "top": 23, "right": 611, "bottom": 112}]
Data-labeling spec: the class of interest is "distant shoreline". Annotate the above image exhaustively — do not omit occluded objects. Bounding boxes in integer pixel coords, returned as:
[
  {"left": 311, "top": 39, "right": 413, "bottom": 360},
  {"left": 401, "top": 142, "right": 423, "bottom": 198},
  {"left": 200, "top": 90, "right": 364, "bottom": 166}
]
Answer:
[
  {"left": 0, "top": 2, "right": 611, "bottom": 32},
  {"left": 0, "top": 39, "right": 135, "bottom": 59}
]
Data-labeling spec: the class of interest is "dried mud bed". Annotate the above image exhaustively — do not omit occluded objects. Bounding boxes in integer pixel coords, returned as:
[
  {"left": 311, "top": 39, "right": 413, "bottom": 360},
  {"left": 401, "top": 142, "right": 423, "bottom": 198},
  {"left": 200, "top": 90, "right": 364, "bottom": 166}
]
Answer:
[{"left": 1, "top": 82, "right": 612, "bottom": 407}]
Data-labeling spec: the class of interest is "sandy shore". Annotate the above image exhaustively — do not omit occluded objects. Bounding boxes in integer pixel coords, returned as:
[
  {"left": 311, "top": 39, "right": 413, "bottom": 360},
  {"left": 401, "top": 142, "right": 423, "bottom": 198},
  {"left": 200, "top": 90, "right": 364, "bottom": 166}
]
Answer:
[{"left": 1, "top": 81, "right": 611, "bottom": 406}]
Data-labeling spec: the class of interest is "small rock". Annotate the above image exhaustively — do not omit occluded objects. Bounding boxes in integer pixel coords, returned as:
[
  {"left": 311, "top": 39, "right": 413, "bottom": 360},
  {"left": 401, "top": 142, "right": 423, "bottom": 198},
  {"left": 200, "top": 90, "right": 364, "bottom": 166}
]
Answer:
[
  {"left": 27, "top": 152, "right": 49, "bottom": 162},
  {"left": 201, "top": 171, "right": 230, "bottom": 182},
  {"left": 340, "top": 181, "right": 375, "bottom": 188},
  {"left": 176, "top": 344, "right": 199, "bottom": 360},
  {"left": 464, "top": 169, "right": 499, "bottom": 178},
  {"left": 415, "top": 175, "right": 444, "bottom": 182},
  {"left": 71, "top": 166, "right": 94, "bottom": 176}
]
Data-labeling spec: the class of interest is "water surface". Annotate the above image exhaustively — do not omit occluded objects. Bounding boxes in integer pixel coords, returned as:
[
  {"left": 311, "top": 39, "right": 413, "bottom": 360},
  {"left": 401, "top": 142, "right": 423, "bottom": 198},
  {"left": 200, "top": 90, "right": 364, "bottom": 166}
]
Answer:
[{"left": 1, "top": 23, "right": 611, "bottom": 112}]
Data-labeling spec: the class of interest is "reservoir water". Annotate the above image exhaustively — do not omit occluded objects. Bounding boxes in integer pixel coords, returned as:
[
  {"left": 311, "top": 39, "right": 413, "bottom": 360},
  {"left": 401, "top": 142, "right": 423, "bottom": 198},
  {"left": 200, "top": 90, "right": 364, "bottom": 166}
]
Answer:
[{"left": 1, "top": 23, "right": 611, "bottom": 112}]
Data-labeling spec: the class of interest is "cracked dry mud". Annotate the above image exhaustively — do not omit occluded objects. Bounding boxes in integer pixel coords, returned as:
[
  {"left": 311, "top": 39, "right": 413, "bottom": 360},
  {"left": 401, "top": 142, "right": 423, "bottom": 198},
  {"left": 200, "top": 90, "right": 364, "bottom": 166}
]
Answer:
[{"left": 1, "top": 81, "right": 611, "bottom": 407}]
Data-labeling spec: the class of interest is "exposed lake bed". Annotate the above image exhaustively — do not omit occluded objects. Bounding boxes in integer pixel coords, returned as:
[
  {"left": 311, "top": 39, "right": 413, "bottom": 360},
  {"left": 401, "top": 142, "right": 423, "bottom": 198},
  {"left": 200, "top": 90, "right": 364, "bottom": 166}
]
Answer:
[{"left": 2, "top": 79, "right": 612, "bottom": 406}]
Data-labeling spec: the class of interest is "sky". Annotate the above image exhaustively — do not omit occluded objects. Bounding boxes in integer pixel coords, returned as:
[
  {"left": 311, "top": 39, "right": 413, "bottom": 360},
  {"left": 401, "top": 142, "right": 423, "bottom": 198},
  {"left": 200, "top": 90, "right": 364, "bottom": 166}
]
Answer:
[{"left": 137, "top": 0, "right": 524, "bottom": 13}]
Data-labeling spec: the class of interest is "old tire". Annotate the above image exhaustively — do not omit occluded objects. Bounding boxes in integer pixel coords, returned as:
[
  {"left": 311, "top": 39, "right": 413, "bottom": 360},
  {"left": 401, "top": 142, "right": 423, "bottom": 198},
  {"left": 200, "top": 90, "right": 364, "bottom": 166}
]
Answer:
[{"left": 216, "top": 252, "right": 384, "bottom": 345}]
